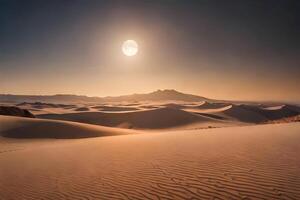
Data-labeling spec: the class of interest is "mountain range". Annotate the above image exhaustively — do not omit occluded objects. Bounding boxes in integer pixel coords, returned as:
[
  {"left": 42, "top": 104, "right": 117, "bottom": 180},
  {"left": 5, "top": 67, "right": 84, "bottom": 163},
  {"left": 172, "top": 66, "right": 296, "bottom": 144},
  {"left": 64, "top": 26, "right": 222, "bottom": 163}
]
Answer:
[{"left": 0, "top": 89, "right": 209, "bottom": 103}]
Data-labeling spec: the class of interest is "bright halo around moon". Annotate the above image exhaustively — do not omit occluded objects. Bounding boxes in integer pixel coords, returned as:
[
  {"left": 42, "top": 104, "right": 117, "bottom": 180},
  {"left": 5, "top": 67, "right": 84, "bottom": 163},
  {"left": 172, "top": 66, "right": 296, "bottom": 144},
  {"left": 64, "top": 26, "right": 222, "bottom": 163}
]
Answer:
[{"left": 122, "top": 40, "right": 138, "bottom": 56}]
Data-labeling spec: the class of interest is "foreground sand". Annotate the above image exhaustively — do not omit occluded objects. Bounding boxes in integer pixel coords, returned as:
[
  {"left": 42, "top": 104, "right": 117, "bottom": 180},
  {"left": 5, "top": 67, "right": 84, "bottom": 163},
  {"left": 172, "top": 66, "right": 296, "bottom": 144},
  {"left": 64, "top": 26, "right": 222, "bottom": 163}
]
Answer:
[{"left": 0, "top": 123, "right": 300, "bottom": 199}]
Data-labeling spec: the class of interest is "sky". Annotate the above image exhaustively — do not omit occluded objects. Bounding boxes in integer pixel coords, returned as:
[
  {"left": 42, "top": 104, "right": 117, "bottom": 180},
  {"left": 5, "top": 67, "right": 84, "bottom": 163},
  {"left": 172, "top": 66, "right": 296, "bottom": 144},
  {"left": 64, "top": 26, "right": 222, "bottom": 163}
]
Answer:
[{"left": 0, "top": 0, "right": 299, "bottom": 102}]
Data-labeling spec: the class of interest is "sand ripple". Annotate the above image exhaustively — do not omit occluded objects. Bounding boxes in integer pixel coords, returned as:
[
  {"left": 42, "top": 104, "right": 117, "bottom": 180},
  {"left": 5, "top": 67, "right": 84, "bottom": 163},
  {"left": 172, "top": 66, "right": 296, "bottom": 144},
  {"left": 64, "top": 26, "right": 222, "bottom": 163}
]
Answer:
[{"left": 0, "top": 123, "right": 300, "bottom": 199}]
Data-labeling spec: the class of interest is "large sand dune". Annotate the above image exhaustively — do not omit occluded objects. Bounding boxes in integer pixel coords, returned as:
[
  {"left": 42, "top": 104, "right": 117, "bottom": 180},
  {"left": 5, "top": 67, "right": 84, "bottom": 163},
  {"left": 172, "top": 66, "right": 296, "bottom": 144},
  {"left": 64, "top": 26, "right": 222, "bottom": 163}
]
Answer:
[
  {"left": 3, "top": 101, "right": 299, "bottom": 129},
  {"left": 188, "top": 103, "right": 300, "bottom": 124},
  {"left": 244, "top": 104, "right": 300, "bottom": 120},
  {"left": 0, "top": 106, "right": 35, "bottom": 118},
  {"left": 220, "top": 105, "right": 269, "bottom": 123},
  {"left": 219, "top": 104, "right": 300, "bottom": 123},
  {"left": 39, "top": 107, "right": 223, "bottom": 129},
  {"left": 0, "top": 115, "right": 136, "bottom": 138},
  {"left": 0, "top": 123, "right": 299, "bottom": 199}
]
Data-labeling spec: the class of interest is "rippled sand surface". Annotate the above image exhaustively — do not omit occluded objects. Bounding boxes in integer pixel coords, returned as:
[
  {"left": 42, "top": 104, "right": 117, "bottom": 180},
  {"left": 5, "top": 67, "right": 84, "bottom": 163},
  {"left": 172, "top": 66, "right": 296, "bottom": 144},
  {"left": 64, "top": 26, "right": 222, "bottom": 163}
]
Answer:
[{"left": 0, "top": 123, "right": 300, "bottom": 199}]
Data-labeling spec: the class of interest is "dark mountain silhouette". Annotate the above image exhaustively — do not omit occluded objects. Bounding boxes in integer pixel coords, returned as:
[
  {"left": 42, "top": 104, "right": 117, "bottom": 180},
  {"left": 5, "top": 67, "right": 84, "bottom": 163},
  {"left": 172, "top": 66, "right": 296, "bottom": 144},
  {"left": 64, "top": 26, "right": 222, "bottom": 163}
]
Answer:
[{"left": 102, "top": 89, "right": 209, "bottom": 102}]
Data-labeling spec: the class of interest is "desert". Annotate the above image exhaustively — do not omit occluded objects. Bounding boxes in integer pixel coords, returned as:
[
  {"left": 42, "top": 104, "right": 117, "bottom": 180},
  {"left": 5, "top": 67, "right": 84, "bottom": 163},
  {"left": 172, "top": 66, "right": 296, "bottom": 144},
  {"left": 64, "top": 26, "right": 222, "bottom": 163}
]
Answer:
[
  {"left": 1, "top": 90, "right": 300, "bottom": 199},
  {"left": 1, "top": 0, "right": 299, "bottom": 199}
]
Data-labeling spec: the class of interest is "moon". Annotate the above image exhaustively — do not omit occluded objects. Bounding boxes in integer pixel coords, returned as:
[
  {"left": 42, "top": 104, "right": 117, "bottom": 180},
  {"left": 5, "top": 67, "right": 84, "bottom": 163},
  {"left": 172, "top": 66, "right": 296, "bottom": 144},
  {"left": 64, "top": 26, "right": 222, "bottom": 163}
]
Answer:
[{"left": 122, "top": 40, "right": 138, "bottom": 56}]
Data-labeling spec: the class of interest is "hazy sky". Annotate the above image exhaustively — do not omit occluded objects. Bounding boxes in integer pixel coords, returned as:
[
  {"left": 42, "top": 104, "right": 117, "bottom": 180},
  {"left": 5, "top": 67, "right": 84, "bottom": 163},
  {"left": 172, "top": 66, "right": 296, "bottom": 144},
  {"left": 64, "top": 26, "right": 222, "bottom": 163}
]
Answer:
[{"left": 0, "top": 0, "right": 299, "bottom": 101}]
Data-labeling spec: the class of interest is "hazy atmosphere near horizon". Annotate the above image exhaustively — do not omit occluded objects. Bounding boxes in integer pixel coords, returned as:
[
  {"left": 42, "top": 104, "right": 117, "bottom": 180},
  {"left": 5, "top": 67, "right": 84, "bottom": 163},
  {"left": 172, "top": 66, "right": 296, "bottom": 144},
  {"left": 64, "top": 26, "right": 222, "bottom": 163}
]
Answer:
[{"left": 0, "top": 0, "right": 299, "bottom": 102}]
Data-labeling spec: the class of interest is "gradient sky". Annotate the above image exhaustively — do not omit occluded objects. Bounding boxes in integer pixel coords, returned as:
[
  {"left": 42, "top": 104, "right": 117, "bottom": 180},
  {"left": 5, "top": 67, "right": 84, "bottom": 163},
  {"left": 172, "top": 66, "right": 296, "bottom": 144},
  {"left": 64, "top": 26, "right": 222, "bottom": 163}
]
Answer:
[{"left": 0, "top": 0, "right": 299, "bottom": 101}]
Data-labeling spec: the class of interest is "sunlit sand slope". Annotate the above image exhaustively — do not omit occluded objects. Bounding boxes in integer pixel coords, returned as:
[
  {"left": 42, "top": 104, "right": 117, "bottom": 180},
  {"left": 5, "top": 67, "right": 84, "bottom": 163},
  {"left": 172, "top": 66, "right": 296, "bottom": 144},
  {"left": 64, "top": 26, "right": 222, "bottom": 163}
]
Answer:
[{"left": 0, "top": 123, "right": 299, "bottom": 199}]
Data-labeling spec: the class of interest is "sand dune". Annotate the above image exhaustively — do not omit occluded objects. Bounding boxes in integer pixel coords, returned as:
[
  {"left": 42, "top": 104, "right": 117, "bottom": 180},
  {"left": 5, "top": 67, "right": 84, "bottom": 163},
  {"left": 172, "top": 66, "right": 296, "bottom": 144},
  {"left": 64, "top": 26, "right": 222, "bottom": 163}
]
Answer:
[
  {"left": 5, "top": 102, "right": 299, "bottom": 128},
  {"left": 16, "top": 102, "right": 77, "bottom": 115},
  {"left": 0, "top": 123, "right": 299, "bottom": 199},
  {"left": 0, "top": 115, "right": 136, "bottom": 138},
  {"left": 197, "top": 101, "right": 230, "bottom": 109},
  {"left": 39, "top": 107, "right": 221, "bottom": 129},
  {"left": 184, "top": 105, "right": 232, "bottom": 114},
  {"left": 17, "top": 102, "right": 75, "bottom": 109},
  {"left": 184, "top": 102, "right": 233, "bottom": 114},
  {"left": 188, "top": 104, "right": 300, "bottom": 124},
  {"left": 0, "top": 106, "right": 35, "bottom": 118},
  {"left": 185, "top": 105, "right": 267, "bottom": 123},
  {"left": 221, "top": 105, "right": 269, "bottom": 123},
  {"left": 19, "top": 107, "right": 75, "bottom": 115},
  {"left": 238, "top": 104, "right": 299, "bottom": 121}
]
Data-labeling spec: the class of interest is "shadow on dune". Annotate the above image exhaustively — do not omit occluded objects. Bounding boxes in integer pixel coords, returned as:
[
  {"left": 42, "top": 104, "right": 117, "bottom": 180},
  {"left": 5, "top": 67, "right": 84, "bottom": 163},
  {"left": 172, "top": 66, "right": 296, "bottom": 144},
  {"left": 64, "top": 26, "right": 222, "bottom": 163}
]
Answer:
[
  {"left": 197, "top": 113, "right": 227, "bottom": 120},
  {"left": 195, "top": 103, "right": 300, "bottom": 123},
  {"left": 17, "top": 102, "right": 76, "bottom": 109},
  {"left": 74, "top": 107, "right": 90, "bottom": 111},
  {"left": 91, "top": 105, "right": 139, "bottom": 112},
  {"left": 0, "top": 116, "right": 136, "bottom": 139},
  {"left": 0, "top": 106, "right": 35, "bottom": 118},
  {"left": 240, "top": 104, "right": 299, "bottom": 121},
  {"left": 39, "top": 107, "right": 218, "bottom": 129},
  {"left": 221, "top": 105, "right": 269, "bottom": 123},
  {"left": 197, "top": 101, "right": 230, "bottom": 109}
]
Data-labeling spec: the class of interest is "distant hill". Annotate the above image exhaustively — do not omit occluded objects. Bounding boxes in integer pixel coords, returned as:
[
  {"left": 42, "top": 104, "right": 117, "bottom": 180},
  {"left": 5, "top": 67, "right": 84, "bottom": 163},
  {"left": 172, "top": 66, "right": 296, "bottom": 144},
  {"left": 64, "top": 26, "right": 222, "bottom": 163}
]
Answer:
[
  {"left": 102, "top": 89, "right": 209, "bottom": 102},
  {"left": 0, "top": 89, "right": 209, "bottom": 103}
]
